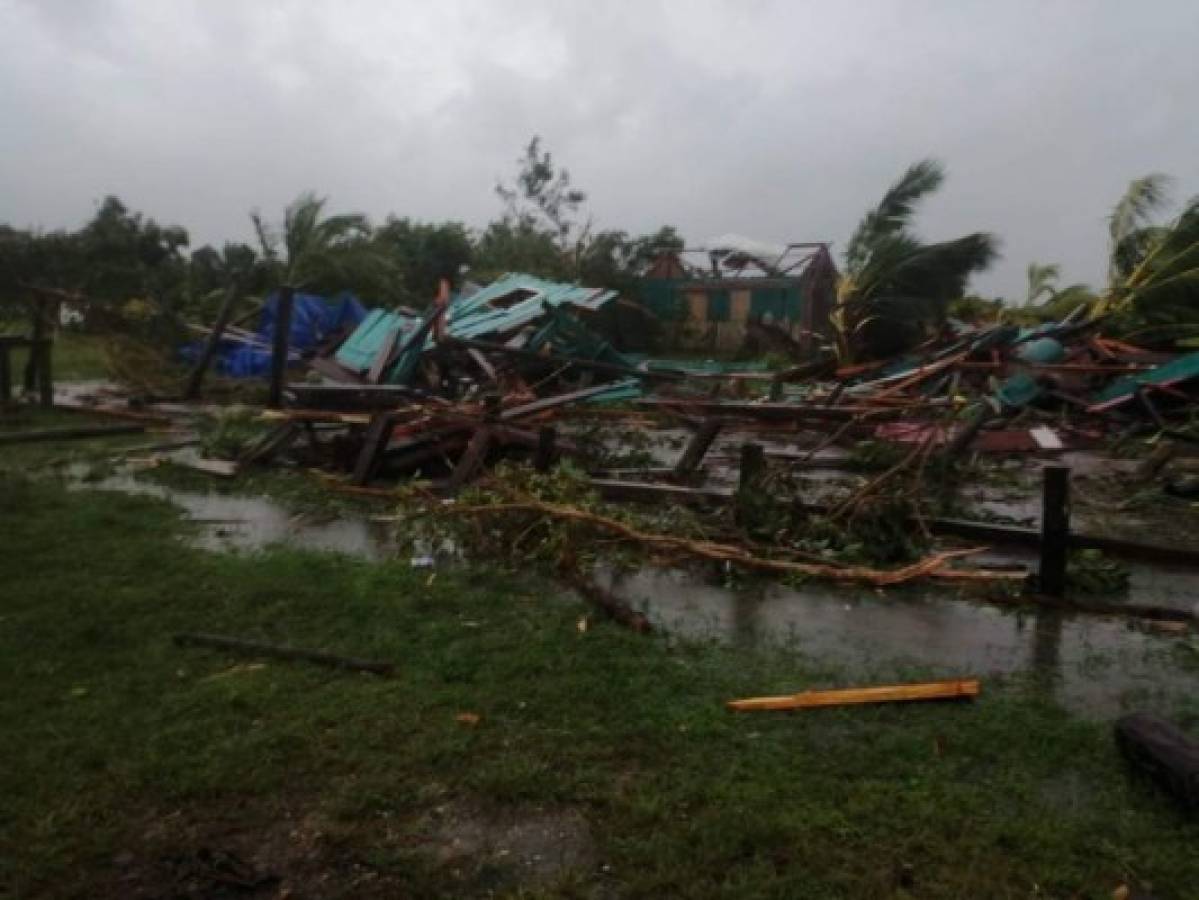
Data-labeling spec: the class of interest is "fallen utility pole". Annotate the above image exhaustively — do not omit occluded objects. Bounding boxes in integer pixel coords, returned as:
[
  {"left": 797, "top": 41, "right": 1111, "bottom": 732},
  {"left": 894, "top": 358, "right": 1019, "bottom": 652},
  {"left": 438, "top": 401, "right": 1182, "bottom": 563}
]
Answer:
[
  {"left": 173, "top": 632, "right": 395, "bottom": 676},
  {"left": 727, "top": 678, "right": 980, "bottom": 712}
]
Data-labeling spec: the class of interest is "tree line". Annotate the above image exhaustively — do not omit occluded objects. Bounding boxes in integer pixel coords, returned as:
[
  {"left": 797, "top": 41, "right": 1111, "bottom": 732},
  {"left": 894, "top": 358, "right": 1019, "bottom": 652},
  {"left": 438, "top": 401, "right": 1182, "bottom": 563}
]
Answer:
[
  {"left": 2, "top": 136, "right": 1195, "bottom": 360},
  {"left": 0, "top": 137, "right": 682, "bottom": 324}
]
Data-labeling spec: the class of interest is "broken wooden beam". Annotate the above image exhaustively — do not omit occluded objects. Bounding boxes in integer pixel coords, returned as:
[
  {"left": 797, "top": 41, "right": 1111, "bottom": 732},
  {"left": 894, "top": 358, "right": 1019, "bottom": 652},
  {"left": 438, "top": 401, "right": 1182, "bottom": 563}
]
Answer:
[
  {"left": 727, "top": 678, "right": 980, "bottom": 712},
  {"left": 173, "top": 632, "right": 394, "bottom": 676},
  {"left": 184, "top": 282, "right": 242, "bottom": 400},
  {"left": 446, "top": 427, "right": 493, "bottom": 494}
]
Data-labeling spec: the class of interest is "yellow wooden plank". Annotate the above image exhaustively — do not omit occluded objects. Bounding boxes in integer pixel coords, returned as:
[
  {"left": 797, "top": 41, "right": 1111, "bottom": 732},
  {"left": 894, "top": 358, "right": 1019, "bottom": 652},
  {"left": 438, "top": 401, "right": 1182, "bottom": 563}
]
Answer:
[{"left": 727, "top": 678, "right": 980, "bottom": 712}]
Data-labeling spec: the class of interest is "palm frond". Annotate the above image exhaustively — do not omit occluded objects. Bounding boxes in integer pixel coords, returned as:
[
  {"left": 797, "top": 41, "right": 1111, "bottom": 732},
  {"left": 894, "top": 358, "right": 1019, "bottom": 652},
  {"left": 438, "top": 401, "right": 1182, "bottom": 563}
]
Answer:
[
  {"left": 1108, "top": 173, "right": 1172, "bottom": 283},
  {"left": 845, "top": 159, "right": 944, "bottom": 274},
  {"left": 1025, "top": 262, "right": 1060, "bottom": 305}
]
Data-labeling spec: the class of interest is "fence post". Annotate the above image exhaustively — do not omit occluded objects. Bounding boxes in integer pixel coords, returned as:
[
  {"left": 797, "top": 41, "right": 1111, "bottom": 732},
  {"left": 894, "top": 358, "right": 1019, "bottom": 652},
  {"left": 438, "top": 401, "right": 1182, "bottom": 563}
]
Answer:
[{"left": 1039, "top": 465, "right": 1070, "bottom": 596}]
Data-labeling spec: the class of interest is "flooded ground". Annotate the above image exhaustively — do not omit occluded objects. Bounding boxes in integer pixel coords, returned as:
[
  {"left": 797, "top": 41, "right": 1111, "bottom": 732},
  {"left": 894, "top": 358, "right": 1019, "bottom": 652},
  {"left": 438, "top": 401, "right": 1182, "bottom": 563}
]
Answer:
[{"left": 56, "top": 443, "right": 1199, "bottom": 721}]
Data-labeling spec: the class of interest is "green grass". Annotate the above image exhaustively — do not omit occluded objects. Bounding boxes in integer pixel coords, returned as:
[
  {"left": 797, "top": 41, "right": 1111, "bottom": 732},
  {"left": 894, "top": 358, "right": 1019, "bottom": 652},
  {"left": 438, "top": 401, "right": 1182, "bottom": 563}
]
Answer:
[
  {"left": 4, "top": 331, "right": 111, "bottom": 382},
  {"left": 2, "top": 474, "right": 1198, "bottom": 898}
]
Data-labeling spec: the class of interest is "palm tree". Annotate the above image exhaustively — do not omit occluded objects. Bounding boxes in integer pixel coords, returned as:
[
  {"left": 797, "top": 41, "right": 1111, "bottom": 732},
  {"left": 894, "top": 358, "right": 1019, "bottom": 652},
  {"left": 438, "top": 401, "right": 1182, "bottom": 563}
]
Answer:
[
  {"left": 1093, "top": 175, "right": 1199, "bottom": 336},
  {"left": 1025, "top": 262, "right": 1060, "bottom": 305},
  {"left": 251, "top": 192, "right": 395, "bottom": 295},
  {"left": 1106, "top": 174, "right": 1172, "bottom": 286},
  {"left": 831, "top": 159, "right": 999, "bottom": 361}
]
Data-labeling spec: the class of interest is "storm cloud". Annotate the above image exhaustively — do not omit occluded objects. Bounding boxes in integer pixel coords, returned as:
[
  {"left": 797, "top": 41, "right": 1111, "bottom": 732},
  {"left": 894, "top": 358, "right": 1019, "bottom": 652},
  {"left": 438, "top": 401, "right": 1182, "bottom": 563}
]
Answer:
[{"left": 2, "top": 0, "right": 1197, "bottom": 298}]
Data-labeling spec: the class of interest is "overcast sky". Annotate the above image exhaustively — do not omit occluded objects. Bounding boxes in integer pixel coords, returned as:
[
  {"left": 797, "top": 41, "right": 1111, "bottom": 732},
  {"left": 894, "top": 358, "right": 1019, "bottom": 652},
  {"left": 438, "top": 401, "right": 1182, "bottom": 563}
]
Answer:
[{"left": 2, "top": 0, "right": 1197, "bottom": 299}]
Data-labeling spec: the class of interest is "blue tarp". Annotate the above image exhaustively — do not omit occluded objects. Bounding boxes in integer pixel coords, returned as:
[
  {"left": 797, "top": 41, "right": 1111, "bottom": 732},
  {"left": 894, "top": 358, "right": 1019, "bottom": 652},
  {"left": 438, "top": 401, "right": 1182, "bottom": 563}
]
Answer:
[{"left": 181, "top": 291, "right": 368, "bottom": 378}]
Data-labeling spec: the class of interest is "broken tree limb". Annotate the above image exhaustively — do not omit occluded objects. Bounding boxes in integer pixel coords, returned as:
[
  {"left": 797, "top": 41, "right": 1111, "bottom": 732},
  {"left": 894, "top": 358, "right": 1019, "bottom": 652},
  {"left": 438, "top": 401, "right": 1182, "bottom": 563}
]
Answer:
[
  {"left": 727, "top": 678, "right": 980, "bottom": 712},
  {"left": 443, "top": 497, "right": 1009, "bottom": 586},
  {"left": 173, "top": 632, "right": 394, "bottom": 676},
  {"left": 566, "top": 575, "right": 652, "bottom": 633}
]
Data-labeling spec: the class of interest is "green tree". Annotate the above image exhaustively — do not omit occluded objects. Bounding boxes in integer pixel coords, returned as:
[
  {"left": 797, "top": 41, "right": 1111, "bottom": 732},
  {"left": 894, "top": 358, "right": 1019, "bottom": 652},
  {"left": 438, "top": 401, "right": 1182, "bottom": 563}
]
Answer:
[
  {"left": 251, "top": 192, "right": 395, "bottom": 299},
  {"left": 832, "top": 160, "right": 999, "bottom": 361},
  {"left": 371, "top": 217, "right": 473, "bottom": 304},
  {"left": 75, "top": 196, "right": 190, "bottom": 307}
]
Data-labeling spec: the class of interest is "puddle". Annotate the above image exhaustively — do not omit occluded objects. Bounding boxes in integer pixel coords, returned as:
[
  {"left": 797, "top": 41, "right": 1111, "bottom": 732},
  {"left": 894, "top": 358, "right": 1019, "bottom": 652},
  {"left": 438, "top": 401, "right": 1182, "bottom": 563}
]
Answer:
[
  {"left": 69, "top": 469, "right": 396, "bottom": 560},
  {"left": 596, "top": 564, "right": 1199, "bottom": 718}
]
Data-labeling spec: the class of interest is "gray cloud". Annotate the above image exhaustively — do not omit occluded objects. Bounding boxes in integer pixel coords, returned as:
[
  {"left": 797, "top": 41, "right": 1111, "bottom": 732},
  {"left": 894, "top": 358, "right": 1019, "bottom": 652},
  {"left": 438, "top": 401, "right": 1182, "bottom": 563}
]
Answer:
[{"left": 2, "top": 0, "right": 1197, "bottom": 298}]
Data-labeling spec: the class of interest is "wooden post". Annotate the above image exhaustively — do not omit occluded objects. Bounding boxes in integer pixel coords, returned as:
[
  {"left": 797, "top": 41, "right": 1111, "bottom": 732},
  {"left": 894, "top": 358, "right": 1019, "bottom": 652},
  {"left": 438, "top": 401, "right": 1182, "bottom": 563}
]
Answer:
[
  {"left": 534, "top": 425, "right": 557, "bottom": 472},
  {"left": 184, "top": 282, "right": 242, "bottom": 400},
  {"left": 36, "top": 338, "right": 53, "bottom": 407},
  {"left": 24, "top": 297, "right": 45, "bottom": 394},
  {"left": 738, "top": 442, "right": 767, "bottom": 493},
  {"left": 0, "top": 343, "right": 10, "bottom": 406},
  {"left": 1039, "top": 465, "right": 1070, "bottom": 596},
  {"left": 268, "top": 285, "right": 295, "bottom": 409},
  {"left": 674, "top": 418, "right": 723, "bottom": 479}
]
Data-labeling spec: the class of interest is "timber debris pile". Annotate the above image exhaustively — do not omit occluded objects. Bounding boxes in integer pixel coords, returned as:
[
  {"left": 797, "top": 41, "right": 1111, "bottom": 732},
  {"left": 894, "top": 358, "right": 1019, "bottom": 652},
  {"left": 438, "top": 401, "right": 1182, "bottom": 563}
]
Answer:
[{"left": 8, "top": 256, "right": 1197, "bottom": 612}]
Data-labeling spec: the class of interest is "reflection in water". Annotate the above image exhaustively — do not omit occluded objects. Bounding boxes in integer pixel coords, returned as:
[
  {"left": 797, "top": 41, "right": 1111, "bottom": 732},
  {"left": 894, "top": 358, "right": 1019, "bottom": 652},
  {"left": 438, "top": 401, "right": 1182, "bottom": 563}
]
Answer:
[{"left": 597, "top": 564, "right": 1198, "bottom": 719}]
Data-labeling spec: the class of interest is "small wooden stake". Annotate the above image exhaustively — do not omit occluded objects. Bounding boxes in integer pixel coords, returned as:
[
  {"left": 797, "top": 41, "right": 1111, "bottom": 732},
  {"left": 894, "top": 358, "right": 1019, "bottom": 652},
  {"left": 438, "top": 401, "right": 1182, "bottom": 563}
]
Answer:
[{"left": 1039, "top": 465, "right": 1070, "bottom": 597}]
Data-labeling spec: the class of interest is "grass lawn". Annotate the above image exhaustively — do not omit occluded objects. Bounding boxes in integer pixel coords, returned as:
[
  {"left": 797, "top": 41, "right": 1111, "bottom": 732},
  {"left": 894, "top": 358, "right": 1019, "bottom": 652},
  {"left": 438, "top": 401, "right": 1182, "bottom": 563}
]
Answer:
[
  {"left": 2, "top": 472, "right": 1198, "bottom": 899},
  {"left": 4, "top": 331, "right": 111, "bottom": 383}
]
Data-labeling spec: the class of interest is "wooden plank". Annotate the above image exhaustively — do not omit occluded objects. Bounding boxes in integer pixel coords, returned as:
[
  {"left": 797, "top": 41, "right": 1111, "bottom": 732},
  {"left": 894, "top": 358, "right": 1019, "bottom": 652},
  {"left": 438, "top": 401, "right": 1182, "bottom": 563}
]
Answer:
[
  {"left": 442, "top": 337, "right": 686, "bottom": 383},
  {"left": 634, "top": 399, "right": 933, "bottom": 422},
  {"left": 500, "top": 383, "right": 634, "bottom": 421},
  {"left": 727, "top": 678, "right": 980, "bottom": 712}
]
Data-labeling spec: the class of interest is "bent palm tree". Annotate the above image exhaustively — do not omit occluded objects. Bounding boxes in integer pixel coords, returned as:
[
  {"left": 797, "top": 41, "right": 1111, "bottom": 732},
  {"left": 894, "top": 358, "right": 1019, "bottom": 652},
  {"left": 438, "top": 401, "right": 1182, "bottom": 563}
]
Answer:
[
  {"left": 1025, "top": 262, "right": 1060, "bottom": 305},
  {"left": 251, "top": 192, "right": 394, "bottom": 294},
  {"left": 1094, "top": 175, "right": 1199, "bottom": 337},
  {"left": 832, "top": 160, "right": 999, "bottom": 362}
]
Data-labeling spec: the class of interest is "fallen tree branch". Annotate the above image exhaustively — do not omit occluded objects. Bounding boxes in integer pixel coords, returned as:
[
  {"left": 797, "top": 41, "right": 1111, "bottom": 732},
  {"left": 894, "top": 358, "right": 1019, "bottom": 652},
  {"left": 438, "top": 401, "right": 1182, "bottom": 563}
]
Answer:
[
  {"left": 173, "top": 632, "right": 395, "bottom": 676},
  {"left": 444, "top": 497, "right": 1016, "bottom": 586}
]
